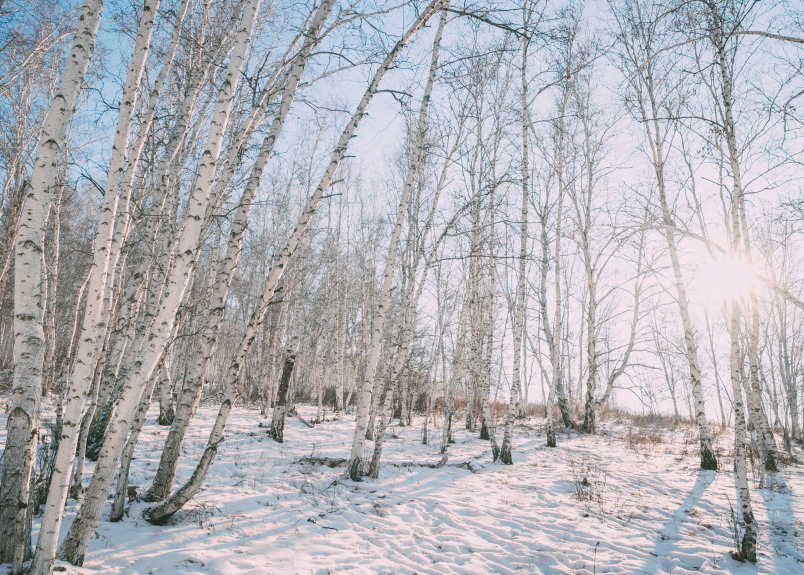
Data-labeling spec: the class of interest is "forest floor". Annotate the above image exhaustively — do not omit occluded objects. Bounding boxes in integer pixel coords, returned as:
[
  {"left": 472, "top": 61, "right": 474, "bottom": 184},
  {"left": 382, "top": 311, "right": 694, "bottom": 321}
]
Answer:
[{"left": 4, "top": 402, "right": 804, "bottom": 574}]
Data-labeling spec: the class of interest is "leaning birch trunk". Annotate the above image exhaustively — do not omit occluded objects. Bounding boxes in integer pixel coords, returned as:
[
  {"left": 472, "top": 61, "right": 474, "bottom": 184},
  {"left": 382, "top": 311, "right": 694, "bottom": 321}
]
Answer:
[
  {"left": 89, "top": 0, "right": 233, "bottom": 435},
  {"left": 0, "top": 0, "right": 105, "bottom": 571},
  {"left": 370, "top": 264, "right": 432, "bottom": 474},
  {"left": 45, "top": 2, "right": 261, "bottom": 567},
  {"left": 143, "top": 0, "right": 449, "bottom": 523},
  {"left": 368, "top": 374, "right": 398, "bottom": 478},
  {"left": 31, "top": 0, "right": 164, "bottom": 542},
  {"left": 157, "top": 362, "right": 174, "bottom": 425},
  {"left": 86, "top": 76, "right": 213, "bottom": 448},
  {"left": 709, "top": 2, "right": 757, "bottom": 557},
  {"left": 109, "top": 362, "right": 162, "bottom": 522},
  {"left": 344, "top": 0, "right": 449, "bottom": 481},
  {"left": 498, "top": 49, "right": 530, "bottom": 462},
  {"left": 64, "top": 0, "right": 163, "bottom": 456},
  {"left": 85, "top": 152, "right": 184, "bottom": 461},
  {"left": 655, "top": 148, "right": 717, "bottom": 470},
  {"left": 269, "top": 339, "right": 301, "bottom": 443},
  {"left": 364, "top": 10, "right": 447, "bottom": 475},
  {"left": 69, "top": 370, "right": 103, "bottom": 499},
  {"left": 92, "top": 0, "right": 195, "bottom": 425},
  {"left": 143, "top": 0, "right": 333, "bottom": 502},
  {"left": 629, "top": 25, "right": 718, "bottom": 469}
]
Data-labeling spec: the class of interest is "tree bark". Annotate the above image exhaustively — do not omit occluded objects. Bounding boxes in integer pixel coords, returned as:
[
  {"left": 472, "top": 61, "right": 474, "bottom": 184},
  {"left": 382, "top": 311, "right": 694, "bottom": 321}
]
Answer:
[
  {"left": 157, "top": 361, "right": 174, "bottom": 426},
  {"left": 1, "top": 0, "right": 106, "bottom": 571},
  {"left": 268, "top": 339, "right": 300, "bottom": 443},
  {"left": 109, "top": 362, "right": 162, "bottom": 522},
  {"left": 498, "top": 31, "right": 531, "bottom": 463},
  {"left": 143, "top": 0, "right": 333, "bottom": 503},
  {"left": 52, "top": 2, "right": 260, "bottom": 566}
]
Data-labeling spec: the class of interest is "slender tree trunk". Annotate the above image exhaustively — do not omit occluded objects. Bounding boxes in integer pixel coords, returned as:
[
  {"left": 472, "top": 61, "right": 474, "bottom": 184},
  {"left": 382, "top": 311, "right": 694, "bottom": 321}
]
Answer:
[
  {"left": 640, "top": 81, "right": 711, "bottom": 452},
  {"left": 69, "top": 370, "right": 102, "bottom": 499},
  {"left": 777, "top": 304, "right": 800, "bottom": 441},
  {"left": 480, "top": 323, "right": 499, "bottom": 458},
  {"left": 708, "top": 3, "right": 758, "bottom": 557},
  {"left": 109, "top": 362, "right": 162, "bottom": 522},
  {"left": 42, "top": 190, "right": 61, "bottom": 393},
  {"left": 498, "top": 36, "right": 530, "bottom": 462},
  {"left": 342, "top": 0, "right": 449, "bottom": 481},
  {"left": 157, "top": 361, "right": 174, "bottom": 426},
  {"left": 142, "top": 0, "right": 331, "bottom": 502},
  {"left": 729, "top": 303, "right": 758, "bottom": 561},
  {"left": 51, "top": 3, "right": 260, "bottom": 566},
  {"left": 0, "top": 0, "right": 106, "bottom": 571},
  {"left": 366, "top": 17, "right": 451, "bottom": 464},
  {"left": 368, "top": 374, "right": 398, "bottom": 477},
  {"left": 546, "top": 176, "right": 564, "bottom": 448},
  {"left": 268, "top": 339, "right": 300, "bottom": 443},
  {"left": 442, "top": 303, "right": 468, "bottom": 454}
]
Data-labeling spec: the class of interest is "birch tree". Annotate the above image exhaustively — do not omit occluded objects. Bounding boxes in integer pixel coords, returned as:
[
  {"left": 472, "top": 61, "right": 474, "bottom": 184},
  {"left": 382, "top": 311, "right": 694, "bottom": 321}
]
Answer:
[
  {"left": 35, "top": 1, "right": 263, "bottom": 568},
  {"left": 142, "top": 0, "right": 451, "bottom": 519},
  {"left": 611, "top": 0, "right": 717, "bottom": 468},
  {"left": 0, "top": 0, "right": 105, "bottom": 570}
]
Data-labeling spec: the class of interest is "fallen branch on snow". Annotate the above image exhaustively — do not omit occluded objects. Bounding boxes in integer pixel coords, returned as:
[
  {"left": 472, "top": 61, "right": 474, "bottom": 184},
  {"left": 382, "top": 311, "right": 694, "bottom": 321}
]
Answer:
[
  {"left": 295, "top": 454, "right": 480, "bottom": 473},
  {"left": 288, "top": 407, "right": 315, "bottom": 428},
  {"left": 296, "top": 456, "right": 348, "bottom": 468}
]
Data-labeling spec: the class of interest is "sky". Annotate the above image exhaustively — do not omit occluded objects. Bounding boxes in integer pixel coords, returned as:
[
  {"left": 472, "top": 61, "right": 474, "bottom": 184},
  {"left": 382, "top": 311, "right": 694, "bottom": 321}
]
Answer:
[{"left": 58, "top": 0, "right": 804, "bottom": 421}]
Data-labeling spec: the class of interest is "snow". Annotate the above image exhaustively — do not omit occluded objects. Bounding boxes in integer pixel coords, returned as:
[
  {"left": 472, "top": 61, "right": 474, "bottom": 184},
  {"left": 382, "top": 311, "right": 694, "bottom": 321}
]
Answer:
[{"left": 5, "top": 404, "right": 804, "bottom": 574}]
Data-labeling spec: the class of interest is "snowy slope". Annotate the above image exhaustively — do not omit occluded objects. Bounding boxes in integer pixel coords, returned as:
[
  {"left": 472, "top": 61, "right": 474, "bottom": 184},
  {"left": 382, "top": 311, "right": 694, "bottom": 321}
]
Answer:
[{"left": 4, "top": 404, "right": 804, "bottom": 574}]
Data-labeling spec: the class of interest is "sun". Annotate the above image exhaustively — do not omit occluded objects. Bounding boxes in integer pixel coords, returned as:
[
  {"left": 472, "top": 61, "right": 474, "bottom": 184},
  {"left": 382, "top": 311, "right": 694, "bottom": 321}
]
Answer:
[{"left": 697, "top": 257, "right": 753, "bottom": 301}]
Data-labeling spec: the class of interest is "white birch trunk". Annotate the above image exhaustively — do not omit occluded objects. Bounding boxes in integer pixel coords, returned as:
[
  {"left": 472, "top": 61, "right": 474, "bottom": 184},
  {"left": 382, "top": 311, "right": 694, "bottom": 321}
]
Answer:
[
  {"left": 268, "top": 338, "right": 301, "bottom": 442},
  {"left": 708, "top": 0, "right": 757, "bottom": 559},
  {"left": 365, "top": 11, "right": 447, "bottom": 474},
  {"left": 1, "top": 0, "right": 105, "bottom": 571},
  {"left": 109, "top": 360, "right": 162, "bottom": 522},
  {"left": 346, "top": 2, "right": 449, "bottom": 481},
  {"left": 498, "top": 37, "right": 530, "bottom": 462},
  {"left": 545, "top": 177, "right": 564, "bottom": 447},
  {"left": 144, "top": 0, "right": 333, "bottom": 502},
  {"left": 42, "top": 2, "right": 261, "bottom": 567},
  {"left": 480, "top": 319, "right": 499, "bottom": 457},
  {"left": 625, "top": 17, "right": 718, "bottom": 468},
  {"left": 442, "top": 302, "right": 468, "bottom": 454},
  {"left": 143, "top": 0, "right": 449, "bottom": 522},
  {"left": 157, "top": 360, "right": 174, "bottom": 425}
]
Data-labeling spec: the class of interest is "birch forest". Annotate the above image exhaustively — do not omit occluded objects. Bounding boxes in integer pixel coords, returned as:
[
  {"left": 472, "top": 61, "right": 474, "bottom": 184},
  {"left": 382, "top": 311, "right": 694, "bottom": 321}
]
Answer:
[{"left": 1, "top": 0, "right": 803, "bottom": 573}]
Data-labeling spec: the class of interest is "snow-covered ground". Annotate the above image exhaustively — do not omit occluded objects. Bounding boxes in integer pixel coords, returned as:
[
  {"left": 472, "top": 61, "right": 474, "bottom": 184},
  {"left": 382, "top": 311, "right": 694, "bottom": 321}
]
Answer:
[{"left": 5, "top": 404, "right": 804, "bottom": 574}]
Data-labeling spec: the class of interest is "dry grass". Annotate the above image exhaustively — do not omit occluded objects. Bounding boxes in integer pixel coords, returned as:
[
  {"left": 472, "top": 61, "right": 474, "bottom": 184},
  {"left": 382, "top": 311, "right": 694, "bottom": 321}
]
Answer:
[
  {"left": 624, "top": 426, "right": 664, "bottom": 453},
  {"left": 564, "top": 455, "right": 608, "bottom": 516}
]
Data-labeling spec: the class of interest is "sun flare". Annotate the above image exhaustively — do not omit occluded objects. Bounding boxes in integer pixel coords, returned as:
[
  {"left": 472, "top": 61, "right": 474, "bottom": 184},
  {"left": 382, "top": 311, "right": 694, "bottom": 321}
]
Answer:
[{"left": 698, "top": 257, "right": 753, "bottom": 301}]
